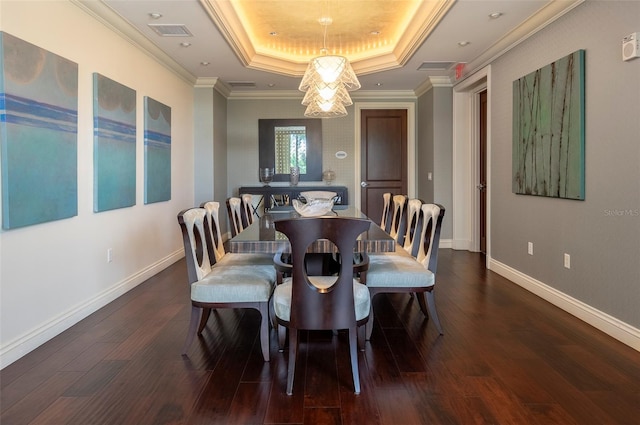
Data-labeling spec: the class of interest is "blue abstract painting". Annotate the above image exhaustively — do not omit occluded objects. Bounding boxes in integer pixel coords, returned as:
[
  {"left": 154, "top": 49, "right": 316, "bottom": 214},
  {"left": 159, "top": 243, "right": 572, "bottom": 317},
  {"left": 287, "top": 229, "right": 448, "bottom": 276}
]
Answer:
[
  {"left": 144, "top": 96, "right": 171, "bottom": 204},
  {"left": 0, "top": 32, "right": 78, "bottom": 229},
  {"left": 93, "top": 73, "right": 136, "bottom": 212},
  {"left": 513, "top": 50, "right": 585, "bottom": 200}
]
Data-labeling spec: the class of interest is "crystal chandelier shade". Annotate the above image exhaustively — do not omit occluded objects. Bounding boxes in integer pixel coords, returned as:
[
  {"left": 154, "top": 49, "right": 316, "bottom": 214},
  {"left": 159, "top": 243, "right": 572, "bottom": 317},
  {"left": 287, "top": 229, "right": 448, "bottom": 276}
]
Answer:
[
  {"left": 299, "top": 14, "right": 361, "bottom": 118},
  {"left": 301, "top": 81, "right": 353, "bottom": 107},
  {"left": 303, "top": 98, "right": 348, "bottom": 118}
]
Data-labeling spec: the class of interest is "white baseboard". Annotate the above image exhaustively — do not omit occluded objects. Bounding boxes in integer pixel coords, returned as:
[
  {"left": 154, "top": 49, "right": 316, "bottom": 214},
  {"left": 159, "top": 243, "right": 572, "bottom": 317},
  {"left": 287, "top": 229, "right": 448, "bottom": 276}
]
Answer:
[
  {"left": 0, "top": 250, "right": 185, "bottom": 369},
  {"left": 489, "top": 258, "right": 640, "bottom": 352},
  {"left": 439, "top": 238, "right": 453, "bottom": 249},
  {"left": 451, "top": 238, "right": 471, "bottom": 250}
]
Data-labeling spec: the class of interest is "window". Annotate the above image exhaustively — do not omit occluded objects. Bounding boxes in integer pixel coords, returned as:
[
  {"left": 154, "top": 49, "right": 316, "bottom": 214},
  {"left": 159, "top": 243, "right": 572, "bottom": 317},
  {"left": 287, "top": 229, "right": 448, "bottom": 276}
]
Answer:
[
  {"left": 259, "top": 119, "right": 322, "bottom": 182},
  {"left": 275, "top": 126, "right": 307, "bottom": 174}
]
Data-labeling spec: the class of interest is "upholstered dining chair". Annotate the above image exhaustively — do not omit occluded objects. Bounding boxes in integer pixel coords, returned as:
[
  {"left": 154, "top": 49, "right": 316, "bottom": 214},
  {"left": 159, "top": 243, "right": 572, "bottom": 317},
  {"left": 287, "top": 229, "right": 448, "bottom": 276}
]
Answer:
[
  {"left": 201, "top": 201, "right": 274, "bottom": 267},
  {"left": 380, "top": 192, "right": 393, "bottom": 232},
  {"left": 226, "top": 197, "right": 245, "bottom": 237},
  {"left": 388, "top": 194, "right": 408, "bottom": 246},
  {"left": 241, "top": 193, "right": 257, "bottom": 223},
  {"left": 362, "top": 203, "right": 445, "bottom": 339},
  {"left": 177, "top": 207, "right": 275, "bottom": 361},
  {"left": 272, "top": 217, "right": 372, "bottom": 395},
  {"left": 399, "top": 198, "right": 424, "bottom": 256}
]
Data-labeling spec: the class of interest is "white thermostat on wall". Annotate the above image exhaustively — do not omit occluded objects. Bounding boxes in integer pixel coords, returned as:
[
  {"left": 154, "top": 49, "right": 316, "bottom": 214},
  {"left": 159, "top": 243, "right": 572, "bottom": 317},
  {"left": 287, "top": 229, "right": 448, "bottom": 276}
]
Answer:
[
  {"left": 335, "top": 151, "right": 347, "bottom": 159},
  {"left": 622, "top": 32, "right": 639, "bottom": 61}
]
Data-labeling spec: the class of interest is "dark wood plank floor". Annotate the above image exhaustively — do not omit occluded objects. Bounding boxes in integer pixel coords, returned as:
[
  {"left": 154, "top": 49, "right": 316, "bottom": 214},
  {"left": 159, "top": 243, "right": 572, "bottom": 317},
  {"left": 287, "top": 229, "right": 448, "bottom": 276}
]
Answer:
[{"left": 2, "top": 250, "right": 639, "bottom": 424}]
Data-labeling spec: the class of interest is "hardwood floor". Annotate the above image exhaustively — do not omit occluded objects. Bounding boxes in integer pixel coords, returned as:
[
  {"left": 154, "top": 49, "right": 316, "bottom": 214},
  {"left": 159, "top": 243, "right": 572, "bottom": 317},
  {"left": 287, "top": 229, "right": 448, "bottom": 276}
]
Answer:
[{"left": 2, "top": 250, "right": 639, "bottom": 424}]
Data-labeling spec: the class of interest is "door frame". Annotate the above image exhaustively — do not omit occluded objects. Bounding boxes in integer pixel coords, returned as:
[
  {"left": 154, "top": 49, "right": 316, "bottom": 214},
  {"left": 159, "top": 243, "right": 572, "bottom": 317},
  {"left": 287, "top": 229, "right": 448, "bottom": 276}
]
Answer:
[
  {"left": 452, "top": 66, "right": 492, "bottom": 265},
  {"left": 354, "top": 102, "right": 416, "bottom": 209}
]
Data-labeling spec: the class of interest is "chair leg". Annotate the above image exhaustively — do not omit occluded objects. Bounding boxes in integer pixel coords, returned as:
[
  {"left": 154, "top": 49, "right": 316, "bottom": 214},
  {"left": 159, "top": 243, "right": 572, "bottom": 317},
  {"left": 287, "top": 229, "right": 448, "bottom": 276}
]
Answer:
[
  {"left": 182, "top": 306, "right": 202, "bottom": 355},
  {"left": 259, "top": 303, "right": 270, "bottom": 362},
  {"left": 348, "top": 327, "right": 361, "bottom": 394},
  {"left": 269, "top": 298, "right": 277, "bottom": 329},
  {"left": 278, "top": 324, "right": 287, "bottom": 352},
  {"left": 426, "top": 290, "right": 444, "bottom": 335},
  {"left": 198, "top": 308, "right": 212, "bottom": 334},
  {"left": 357, "top": 324, "right": 366, "bottom": 351},
  {"left": 286, "top": 328, "right": 298, "bottom": 395},
  {"left": 416, "top": 292, "right": 429, "bottom": 317},
  {"left": 365, "top": 305, "right": 374, "bottom": 340}
]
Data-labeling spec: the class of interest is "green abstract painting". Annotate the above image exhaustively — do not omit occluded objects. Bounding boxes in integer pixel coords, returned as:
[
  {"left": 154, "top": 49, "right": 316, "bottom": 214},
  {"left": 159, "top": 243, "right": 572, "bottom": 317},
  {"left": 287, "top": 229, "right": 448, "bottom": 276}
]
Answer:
[
  {"left": 512, "top": 50, "right": 585, "bottom": 200},
  {"left": 0, "top": 32, "right": 78, "bottom": 229},
  {"left": 144, "top": 96, "right": 171, "bottom": 204},
  {"left": 93, "top": 73, "right": 136, "bottom": 212}
]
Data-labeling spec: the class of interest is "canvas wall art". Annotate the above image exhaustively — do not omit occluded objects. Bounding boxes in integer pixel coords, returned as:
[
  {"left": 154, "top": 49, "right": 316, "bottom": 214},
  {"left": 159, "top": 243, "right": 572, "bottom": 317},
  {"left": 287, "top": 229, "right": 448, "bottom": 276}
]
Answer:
[
  {"left": 0, "top": 32, "right": 78, "bottom": 229},
  {"left": 144, "top": 96, "right": 171, "bottom": 204},
  {"left": 93, "top": 73, "right": 136, "bottom": 212},
  {"left": 512, "top": 49, "right": 585, "bottom": 200}
]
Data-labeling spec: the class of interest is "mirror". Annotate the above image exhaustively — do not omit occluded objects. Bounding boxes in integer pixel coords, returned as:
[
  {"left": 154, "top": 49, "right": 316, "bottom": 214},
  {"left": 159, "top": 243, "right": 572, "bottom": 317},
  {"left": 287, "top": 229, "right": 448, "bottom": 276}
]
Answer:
[{"left": 259, "top": 119, "right": 322, "bottom": 182}]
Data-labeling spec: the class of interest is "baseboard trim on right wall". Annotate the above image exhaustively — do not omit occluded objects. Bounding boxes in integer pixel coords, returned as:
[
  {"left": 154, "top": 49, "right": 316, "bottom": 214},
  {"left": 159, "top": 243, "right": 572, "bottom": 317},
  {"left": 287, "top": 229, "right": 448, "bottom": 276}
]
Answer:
[{"left": 488, "top": 258, "right": 640, "bottom": 352}]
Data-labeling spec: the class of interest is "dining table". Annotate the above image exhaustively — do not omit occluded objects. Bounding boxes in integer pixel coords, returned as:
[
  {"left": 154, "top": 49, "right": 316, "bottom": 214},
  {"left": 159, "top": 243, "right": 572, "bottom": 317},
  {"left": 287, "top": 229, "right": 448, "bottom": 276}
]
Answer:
[{"left": 227, "top": 205, "right": 395, "bottom": 254}]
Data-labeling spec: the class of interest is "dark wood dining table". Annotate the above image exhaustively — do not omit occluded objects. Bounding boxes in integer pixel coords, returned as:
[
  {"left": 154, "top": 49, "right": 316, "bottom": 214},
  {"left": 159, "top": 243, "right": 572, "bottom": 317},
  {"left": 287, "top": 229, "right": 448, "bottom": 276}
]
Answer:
[{"left": 227, "top": 205, "right": 395, "bottom": 254}]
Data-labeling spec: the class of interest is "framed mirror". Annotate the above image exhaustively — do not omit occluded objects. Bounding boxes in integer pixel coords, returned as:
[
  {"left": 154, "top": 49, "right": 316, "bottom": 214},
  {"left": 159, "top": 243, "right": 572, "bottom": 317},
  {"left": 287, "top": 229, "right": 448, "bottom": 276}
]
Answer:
[{"left": 259, "top": 119, "right": 322, "bottom": 182}]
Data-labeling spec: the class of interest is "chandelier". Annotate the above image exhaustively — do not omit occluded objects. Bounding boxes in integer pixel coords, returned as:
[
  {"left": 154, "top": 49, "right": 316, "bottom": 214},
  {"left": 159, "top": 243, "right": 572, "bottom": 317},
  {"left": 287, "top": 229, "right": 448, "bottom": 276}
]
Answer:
[{"left": 299, "top": 16, "right": 360, "bottom": 118}]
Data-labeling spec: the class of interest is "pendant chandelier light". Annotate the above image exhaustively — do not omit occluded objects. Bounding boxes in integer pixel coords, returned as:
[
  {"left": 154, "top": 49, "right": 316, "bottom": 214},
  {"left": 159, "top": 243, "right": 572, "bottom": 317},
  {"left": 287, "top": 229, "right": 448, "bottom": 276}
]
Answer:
[{"left": 299, "top": 15, "right": 360, "bottom": 118}]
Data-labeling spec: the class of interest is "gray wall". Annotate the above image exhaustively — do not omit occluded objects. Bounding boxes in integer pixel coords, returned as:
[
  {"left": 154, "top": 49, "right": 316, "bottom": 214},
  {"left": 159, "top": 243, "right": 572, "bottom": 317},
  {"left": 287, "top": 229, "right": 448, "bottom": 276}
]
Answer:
[
  {"left": 225, "top": 99, "right": 420, "bottom": 207},
  {"left": 417, "top": 86, "right": 453, "bottom": 239},
  {"left": 194, "top": 88, "right": 215, "bottom": 205},
  {"left": 489, "top": 1, "right": 640, "bottom": 327},
  {"left": 194, "top": 87, "right": 228, "bottom": 208}
]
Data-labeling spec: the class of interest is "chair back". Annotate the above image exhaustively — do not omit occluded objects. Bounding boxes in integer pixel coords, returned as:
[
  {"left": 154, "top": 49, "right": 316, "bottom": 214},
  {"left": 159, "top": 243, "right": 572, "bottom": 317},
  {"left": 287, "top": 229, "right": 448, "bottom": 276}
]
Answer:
[
  {"left": 226, "top": 197, "right": 244, "bottom": 237},
  {"left": 380, "top": 192, "right": 392, "bottom": 232},
  {"left": 177, "top": 208, "right": 213, "bottom": 284},
  {"left": 241, "top": 194, "right": 256, "bottom": 225},
  {"left": 201, "top": 201, "right": 226, "bottom": 263},
  {"left": 415, "top": 204, "right": 446, "bottom": 273},
  {"left": 389, "top": 194, "right": 408, "bottom": 245},
  {"left": 401, "top": 198, "right": 424, "bottom": 256},
  {"left": 275, "top": 217, "right": 371, "bottom": 330}
]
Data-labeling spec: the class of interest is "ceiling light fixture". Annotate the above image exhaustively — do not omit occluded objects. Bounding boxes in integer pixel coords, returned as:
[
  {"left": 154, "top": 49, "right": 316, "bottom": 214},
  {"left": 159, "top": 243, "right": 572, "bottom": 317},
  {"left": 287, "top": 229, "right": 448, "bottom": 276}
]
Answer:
[
  {"left": 148, "top": 12, "right": 162, "bottom": 19},
  {"left": 458, "top": 41, "right": 470, "bottom": 47},
  {"left": 489, "top": 12, "right": 503, "bottom": 19},
  {"left": 298, "top": 13, "right": 360, "bottom": 118}
]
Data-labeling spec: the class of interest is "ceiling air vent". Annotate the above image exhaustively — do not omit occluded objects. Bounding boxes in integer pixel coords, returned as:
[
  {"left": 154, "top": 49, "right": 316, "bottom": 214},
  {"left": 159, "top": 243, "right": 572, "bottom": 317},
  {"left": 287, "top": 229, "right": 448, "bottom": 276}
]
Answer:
[
  {"left": 228, "top": 81, "right": 256, "bottom": 88},
  {"left": 417, "top": 61, "right": 455, "bottom": 71},
  {"left": 148, "top": 24, "right": 193, "bottom": 37}
]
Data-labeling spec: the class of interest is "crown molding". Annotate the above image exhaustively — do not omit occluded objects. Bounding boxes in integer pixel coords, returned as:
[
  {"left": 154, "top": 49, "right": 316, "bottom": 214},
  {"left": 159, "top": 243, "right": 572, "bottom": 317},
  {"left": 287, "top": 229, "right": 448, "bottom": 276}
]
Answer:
[
  {"left": 199, "top": 0, "right": 454, "bottom": 78},
  {"left": 415, "top": 76, "right": 453, "bottom": 96},
  {"left": 224, "top": 89, "right": 416, "bottom": 101},
  {"left": 457, "top": 0, "right": 585, "bottom": 83},
  {"left": 73, "top": 0, "right": 197, "bottom": 85}
]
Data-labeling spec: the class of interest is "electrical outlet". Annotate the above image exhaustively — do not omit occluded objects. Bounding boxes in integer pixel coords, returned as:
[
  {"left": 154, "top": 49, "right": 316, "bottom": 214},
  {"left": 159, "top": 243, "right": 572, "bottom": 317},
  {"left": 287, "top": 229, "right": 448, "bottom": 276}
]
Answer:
[
  {"left": 564, "top": 253, "right": 571, "bottom": 269},
  {"left": 527, "top": 242, "right": 534, "bottom": 255},
  {"left": 107, "top": 248, "right": 113, "bottom": 263}
]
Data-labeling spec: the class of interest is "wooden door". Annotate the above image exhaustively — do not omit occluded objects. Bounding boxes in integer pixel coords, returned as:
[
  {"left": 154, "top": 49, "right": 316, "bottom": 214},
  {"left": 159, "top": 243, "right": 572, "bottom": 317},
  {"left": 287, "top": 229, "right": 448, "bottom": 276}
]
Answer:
[
  {"left": 360, "top": 109, "right": 407, "bottom": 222},
  {"left": 479, "top": 90, "right": 487, "bottom": 253}
]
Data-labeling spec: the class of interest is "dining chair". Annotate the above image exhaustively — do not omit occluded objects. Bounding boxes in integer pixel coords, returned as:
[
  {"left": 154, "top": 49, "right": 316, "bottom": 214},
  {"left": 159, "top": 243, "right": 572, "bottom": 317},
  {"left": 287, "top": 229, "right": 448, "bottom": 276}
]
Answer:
[
  {"left": 388, "top": 194, "right": 408, "bottom": 245},
  {"left": 177, "top": 207, "right": 275, "bottom": 361},
  {"left": 362, "top": 203, "right": 445, "bottom": 339},
  {"left": 226, "top": 197, "right": 245, "bottom": 237},
  {"left": 201, "top": 201, "right": 275, "bottom": 267},
  {"left": 399, "top": 198, "right": 424, "bottom": 256},
  {"left": 241, "top": 193, "right": 258, "bottom": 223},
  {"left": 272, "top": 217, "right": 372, "bottom": 395},
  {"left": 380, "top": 192, "right": 393, "bottom": 232}
]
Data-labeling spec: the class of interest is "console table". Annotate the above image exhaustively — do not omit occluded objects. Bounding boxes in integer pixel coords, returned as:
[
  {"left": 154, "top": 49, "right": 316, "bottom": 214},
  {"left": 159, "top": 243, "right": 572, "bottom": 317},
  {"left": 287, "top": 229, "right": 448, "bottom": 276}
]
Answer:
[{"left": 238, "top": 185, "right": 348, "bottom": 214}]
